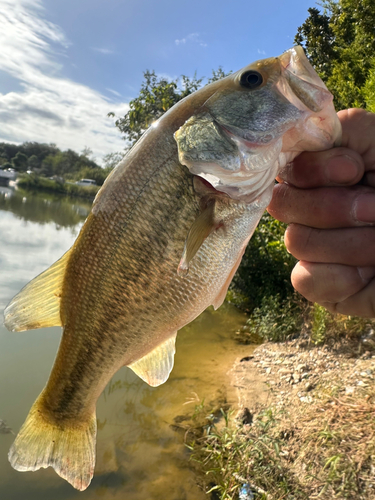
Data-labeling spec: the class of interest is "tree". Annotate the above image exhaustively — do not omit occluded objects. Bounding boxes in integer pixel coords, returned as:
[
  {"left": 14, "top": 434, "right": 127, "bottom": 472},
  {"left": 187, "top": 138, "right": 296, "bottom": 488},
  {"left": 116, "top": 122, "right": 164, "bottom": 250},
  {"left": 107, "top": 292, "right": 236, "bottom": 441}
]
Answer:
[
  {"left": 109, "top": 71, "right": 204, "bottom": 147},
  {"left": 12, "top": 152, "right": 28, "bottom": 172},
  {"left": 109, "top": 69, "right": 232, "bottom": 148},
  {"left": 295, "top": 0, "right": 375, "bottom": 110},
  {"left": 294, "top": 7, "right": 335, "bottom": 82},
  {"left": 102, "top": 151, "right": 126, "bottom": 170},
  {"left": 28, "top": 155, "right": 40, "bottom": 170}
]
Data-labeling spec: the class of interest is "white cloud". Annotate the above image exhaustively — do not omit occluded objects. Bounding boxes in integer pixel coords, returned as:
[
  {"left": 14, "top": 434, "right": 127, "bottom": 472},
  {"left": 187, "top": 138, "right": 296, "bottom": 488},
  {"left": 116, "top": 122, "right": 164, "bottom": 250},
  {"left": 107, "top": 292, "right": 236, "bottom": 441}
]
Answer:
[
  {"left": 106, "top": 88, "right": 122, "bottom": 97},
  {"left": 0, "top": 0, "right": 128, "bottom": 162},
  {"left": 92, "top": 47, "right": 115, "bottom": 55},
  {"left": 175, "top": 32, "right": 207, "bottom": 48},
  {"left": 257, "top": 49, "right": 266, "bottom": 55}
]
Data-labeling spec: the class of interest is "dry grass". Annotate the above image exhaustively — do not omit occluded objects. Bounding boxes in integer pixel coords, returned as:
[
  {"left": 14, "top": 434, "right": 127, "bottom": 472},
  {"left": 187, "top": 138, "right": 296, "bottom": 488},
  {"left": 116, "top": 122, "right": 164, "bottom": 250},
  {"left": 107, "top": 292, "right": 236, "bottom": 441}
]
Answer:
[
  {"left": 184, "top": 359, "right": 375, "bottom": 499},
  {"left": 283, "top": 384, "right": 375, "bottom": 499}
]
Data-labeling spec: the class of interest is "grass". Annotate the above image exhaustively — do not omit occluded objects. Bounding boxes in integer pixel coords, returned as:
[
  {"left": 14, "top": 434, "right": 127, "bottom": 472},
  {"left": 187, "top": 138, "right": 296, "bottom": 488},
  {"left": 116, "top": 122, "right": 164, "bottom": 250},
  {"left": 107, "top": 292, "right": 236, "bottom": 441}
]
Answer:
[
  {"left": 185, "top": 382, "right": 375, "bottom": 500},
  {"left": 235, "top": 295, "right": 375, "bottom": 348},
  {"left": 17, "top": 174, "right": 100, "bottom": 200}
]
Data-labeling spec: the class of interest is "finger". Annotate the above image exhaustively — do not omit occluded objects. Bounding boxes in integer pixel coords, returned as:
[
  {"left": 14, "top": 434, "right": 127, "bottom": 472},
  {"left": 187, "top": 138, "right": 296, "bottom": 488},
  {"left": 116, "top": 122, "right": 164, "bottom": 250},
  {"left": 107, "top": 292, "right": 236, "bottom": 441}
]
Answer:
[
  {"left": 362, "top": 171, "right": 375, "bottom": 188},
  {"left": 268, "top": 184, "right": 375, "bottom": 228},
  {"left": 291, "top": 261, "right": 375, "bottom": 308},
  {"left": 277, "top": 147, "right": 364, "bottom": 188},
  {"left": 339, "top": 108, "right": 375, "bottom": 172},
  {"left": 285, "top": 225, "right": 375, "bottom": 266},
  {"left": 325, "top": 278, "right": 375, "bottom": 318}
]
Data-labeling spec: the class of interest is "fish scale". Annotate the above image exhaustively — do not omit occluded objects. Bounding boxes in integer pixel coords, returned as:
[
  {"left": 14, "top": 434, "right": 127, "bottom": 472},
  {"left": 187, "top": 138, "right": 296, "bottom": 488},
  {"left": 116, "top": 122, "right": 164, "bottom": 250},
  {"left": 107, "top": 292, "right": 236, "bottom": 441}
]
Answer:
[{"left": 4, "top": 46, "right": 341, "bottom": 490}]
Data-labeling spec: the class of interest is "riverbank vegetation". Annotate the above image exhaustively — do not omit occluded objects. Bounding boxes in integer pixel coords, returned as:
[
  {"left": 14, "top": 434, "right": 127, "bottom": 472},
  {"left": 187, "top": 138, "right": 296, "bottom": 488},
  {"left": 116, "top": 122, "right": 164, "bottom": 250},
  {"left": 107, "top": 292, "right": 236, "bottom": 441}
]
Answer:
[
  {"left": 184, "top": 338, "right": 375, "bottom": 500},
  {"left": 0, "top": 142, "right": 115, "bottom": 198},
  {"left": 16, "top": 174, "right": 100, "bottom": 200}
]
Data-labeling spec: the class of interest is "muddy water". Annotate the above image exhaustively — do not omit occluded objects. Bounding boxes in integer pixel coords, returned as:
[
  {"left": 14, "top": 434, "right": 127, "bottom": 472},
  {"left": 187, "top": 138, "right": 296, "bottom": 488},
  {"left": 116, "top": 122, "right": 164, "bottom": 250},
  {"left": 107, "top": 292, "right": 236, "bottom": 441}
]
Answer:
[{"left": 0, "top": 188, "right": 254, "bottom": 500}]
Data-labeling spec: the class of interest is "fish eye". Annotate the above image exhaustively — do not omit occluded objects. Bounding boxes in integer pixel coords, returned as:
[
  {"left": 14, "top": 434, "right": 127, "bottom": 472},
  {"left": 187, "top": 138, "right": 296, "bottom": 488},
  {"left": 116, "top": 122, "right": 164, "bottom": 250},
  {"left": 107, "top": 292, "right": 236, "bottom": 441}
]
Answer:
[{"left": 239, "top": 70, "right": 263, "bottom": 89}]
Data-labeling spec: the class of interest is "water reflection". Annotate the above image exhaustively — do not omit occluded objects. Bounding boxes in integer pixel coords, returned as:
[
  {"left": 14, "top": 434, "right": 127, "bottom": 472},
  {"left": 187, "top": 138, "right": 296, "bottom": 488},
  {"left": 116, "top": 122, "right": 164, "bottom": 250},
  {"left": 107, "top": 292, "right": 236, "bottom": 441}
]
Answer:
[
  {"left": 0, "top": 187, "right": 91, "bottom": 228},
  {"left": 0, "top": 190, "right": 252, "bottom": 500}
]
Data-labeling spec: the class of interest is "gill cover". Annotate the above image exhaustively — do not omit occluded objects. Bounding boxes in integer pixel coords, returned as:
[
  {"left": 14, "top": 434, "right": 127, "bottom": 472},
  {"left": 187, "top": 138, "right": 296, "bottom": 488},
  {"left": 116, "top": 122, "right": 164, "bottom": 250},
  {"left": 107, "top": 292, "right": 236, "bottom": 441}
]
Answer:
[{"left": 174, "top": 46, "right": 341, "bottom": 202}]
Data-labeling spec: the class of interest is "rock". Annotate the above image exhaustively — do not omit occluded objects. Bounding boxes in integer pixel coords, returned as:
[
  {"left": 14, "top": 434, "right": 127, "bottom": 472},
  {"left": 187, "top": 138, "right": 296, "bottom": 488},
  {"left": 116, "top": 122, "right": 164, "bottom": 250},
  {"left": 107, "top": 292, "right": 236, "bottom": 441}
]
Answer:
[
  {"left": 296, "top": 364, "right": 309, "bottom": 372},
  {"left": 345, "top": 386, "right": 355, "bottom": 394},
  {"left": 240, "top": 356, "right": 254, "bottom": 362},
  {"left": 238, "top": 407, "right": 253, "bottom": 425},
  {"left": 357, "top": 380, "right": 368, "bottom": 387},
  {"left": 279, "top": 368, "right": 292, "bottom": 375}
]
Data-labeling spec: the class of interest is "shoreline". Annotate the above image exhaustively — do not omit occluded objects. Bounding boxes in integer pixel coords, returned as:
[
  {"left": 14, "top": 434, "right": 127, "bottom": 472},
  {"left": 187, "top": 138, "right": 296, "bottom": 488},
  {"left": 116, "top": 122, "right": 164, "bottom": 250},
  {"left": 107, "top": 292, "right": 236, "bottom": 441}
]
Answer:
[{"left": 185, "top": 333, "right": 375, "bottom": 499}]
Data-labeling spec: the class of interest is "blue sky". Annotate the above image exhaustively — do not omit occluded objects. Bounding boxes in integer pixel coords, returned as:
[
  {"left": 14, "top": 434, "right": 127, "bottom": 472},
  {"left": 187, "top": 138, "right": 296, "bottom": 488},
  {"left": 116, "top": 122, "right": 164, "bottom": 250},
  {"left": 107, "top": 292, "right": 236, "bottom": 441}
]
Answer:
[{"left": 0, "top": 0, "right": 317, "bottom": 163}]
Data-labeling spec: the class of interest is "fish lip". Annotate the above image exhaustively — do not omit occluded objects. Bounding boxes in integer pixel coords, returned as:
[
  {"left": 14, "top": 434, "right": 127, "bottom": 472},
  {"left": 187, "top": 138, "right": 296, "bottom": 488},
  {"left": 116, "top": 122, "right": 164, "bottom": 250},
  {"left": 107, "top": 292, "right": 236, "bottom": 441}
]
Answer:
[{"left": 278, "top": 46, "right": 333, "bottom": 113}]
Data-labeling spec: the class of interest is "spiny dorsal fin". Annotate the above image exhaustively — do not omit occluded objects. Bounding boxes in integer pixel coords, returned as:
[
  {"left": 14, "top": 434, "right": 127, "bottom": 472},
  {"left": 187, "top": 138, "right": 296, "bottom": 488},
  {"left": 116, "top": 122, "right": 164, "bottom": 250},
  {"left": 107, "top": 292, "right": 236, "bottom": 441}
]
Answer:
[
  {"left": 4, "top": 249, "right": 72, "bottom": 332},
  {"left": 177, "top": 202, "right": 219, "bottom": 276},
  {"left": 128, "top": 334, "right": 177, "bottom": 387}
]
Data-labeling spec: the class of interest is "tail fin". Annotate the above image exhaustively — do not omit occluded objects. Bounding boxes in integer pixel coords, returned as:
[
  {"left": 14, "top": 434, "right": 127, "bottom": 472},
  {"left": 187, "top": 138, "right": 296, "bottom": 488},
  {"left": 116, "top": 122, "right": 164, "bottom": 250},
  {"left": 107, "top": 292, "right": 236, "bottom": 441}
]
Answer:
[{"left": 8, "top": 397, "right": 97, "bottom": 491}]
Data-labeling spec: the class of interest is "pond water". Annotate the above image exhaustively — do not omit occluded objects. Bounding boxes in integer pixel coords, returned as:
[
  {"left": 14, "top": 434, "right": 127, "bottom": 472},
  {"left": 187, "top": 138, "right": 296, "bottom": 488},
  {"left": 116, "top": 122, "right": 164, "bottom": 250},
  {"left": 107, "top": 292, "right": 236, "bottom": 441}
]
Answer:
[{"left": 0, "top": 187, "right": 253, "bottom": 500}]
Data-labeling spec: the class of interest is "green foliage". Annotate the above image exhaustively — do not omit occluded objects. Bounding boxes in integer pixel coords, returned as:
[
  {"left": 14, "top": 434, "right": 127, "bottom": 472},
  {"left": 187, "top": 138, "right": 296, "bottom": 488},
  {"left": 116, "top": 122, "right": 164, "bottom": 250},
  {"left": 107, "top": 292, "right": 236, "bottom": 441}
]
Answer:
[
  {"left": 27, "top": 155, "right": 40, "bottom": 170},
  {"left": 1, "top": 162, "right": 13, "bottom": 170},
  {"left": 186, "top": 381, "right": 375, "bottom": 500},
  {"left": 187, "top": 406, "right": 305, "bottom": 500},
  {"left": 102, "top": 151, "right": 126, "bottom": 170},
  {"left": 17, "top": 174, "right": 99, "bottom": 200},
  {"left": 12, "top": 151, "right": 28, "bottom": 172},
  {"left": 295, "top": 7, "right": 335, "bottom": 81},
  {"left": 0, "top": 188, "right": 91, "bottom": 228},
  {"left": 311, "top": 303, "right": 328, "bottom": 345},
  {"left": 308, "top": 306, "right": 374, "bottom": 346},
  {"left": 363, "top": 58, "right": 375, "bottom": 112},
  {"left": 109, "top": 71, "right": 204, "bottom": 147},
  {"left": 110, "top": 68, "right": 232, "bottom": 148},
  {"left": 242, "top": 294, "right": 304, "bottom": 343},
  {"left": 295, "top": 0, "right": 375, "bottom": 110},
  {"left": 207, "top": 67, "right": 232, "bottom": 83},
  {"left": 0, "top": 141, "right": 104, "bottom": 181}
]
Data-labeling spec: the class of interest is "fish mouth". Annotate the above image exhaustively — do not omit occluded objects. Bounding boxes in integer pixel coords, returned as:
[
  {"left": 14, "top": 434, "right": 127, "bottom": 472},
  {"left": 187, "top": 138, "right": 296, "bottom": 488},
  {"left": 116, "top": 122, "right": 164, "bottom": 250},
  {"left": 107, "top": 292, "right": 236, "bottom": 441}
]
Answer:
[
  {"left": 278, "top": 46, "right": 333, "bottom": 113},
  {"left": 278, "top": 46, "right": 342, "bottom": 148}
]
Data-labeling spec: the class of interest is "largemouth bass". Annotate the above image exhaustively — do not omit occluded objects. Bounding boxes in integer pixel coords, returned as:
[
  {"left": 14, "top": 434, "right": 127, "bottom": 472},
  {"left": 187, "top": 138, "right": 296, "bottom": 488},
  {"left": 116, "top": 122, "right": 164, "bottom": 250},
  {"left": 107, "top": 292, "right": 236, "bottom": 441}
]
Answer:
[{"left": 4, "top": 46, "right": 341, "bottom": 490}]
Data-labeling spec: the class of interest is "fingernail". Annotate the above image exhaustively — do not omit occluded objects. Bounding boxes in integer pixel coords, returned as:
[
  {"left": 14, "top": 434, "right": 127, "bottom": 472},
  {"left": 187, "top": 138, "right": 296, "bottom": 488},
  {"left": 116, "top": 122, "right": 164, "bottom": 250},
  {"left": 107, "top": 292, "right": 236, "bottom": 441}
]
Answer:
[
  {"left": 327, "top": 155, "right": 359, "bottom": 184},
  {"left": 354, "top": 193, "right": 375, "bottom": 223},
  {"left": 358, "top": 266, "right": 375, "bottom": 283}
]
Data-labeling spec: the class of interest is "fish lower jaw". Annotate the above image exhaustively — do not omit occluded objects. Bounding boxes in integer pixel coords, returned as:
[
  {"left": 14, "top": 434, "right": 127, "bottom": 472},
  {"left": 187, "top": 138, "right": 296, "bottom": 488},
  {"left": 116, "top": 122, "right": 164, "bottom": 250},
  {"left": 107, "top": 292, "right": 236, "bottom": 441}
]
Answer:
[{"left": 193, "top": 158, "right": 280, "bottom": 205}]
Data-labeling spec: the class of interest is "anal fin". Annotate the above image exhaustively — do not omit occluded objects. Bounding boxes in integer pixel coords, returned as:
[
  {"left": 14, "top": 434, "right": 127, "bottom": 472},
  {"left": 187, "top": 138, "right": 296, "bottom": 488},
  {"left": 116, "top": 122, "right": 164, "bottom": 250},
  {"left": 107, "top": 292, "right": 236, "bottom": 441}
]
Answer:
[
  {"left": 128, "top": 334, "right": 177, "bottom": 387},
  {"left": 4, "top": 249, "right": 72, "bottom": 332}
]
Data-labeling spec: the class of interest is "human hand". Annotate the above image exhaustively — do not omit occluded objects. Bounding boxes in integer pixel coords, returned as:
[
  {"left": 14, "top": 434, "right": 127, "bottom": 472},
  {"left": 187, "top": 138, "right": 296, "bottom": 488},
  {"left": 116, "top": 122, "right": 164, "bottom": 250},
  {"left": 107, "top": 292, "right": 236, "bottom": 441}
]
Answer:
[{"left": 268, "top": 108, "right": 375, "bottom": 317}]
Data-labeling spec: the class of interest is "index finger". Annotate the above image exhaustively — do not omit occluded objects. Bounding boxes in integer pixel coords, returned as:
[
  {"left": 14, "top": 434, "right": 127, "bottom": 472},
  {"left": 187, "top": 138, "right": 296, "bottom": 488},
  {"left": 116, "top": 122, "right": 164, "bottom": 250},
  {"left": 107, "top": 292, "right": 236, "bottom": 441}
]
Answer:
[
  {"left": 277, "top": 147, "right": 364, "bottom": 188},
  {"left": 278, "top": 108, "right": 375, "bottom": 189}
]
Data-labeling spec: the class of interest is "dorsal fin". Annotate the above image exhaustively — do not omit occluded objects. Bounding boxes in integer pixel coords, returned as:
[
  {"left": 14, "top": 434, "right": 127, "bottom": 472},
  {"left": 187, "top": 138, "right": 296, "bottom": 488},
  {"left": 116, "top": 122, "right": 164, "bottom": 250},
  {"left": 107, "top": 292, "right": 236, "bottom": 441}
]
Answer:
[
  {"left": 4, "top": 249, "right": 72, "bottom": 332},
  {"left": 128, "top": 334, "right": 177, "bottom": 387}
]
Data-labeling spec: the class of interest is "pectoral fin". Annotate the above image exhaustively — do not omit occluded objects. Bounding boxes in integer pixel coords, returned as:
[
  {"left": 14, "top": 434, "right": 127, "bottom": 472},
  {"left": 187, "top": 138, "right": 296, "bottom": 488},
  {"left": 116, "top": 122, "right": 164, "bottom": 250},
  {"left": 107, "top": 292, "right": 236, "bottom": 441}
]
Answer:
[
  {"left": 177, "top": 202, "right": 219, "bottom": 276},
  {"left": 128, "top": 334, "right": 177, "bottom": 387},
  {"left": 4, "top": 249, "right": 72, "bottom": 332}
]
